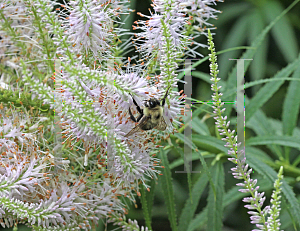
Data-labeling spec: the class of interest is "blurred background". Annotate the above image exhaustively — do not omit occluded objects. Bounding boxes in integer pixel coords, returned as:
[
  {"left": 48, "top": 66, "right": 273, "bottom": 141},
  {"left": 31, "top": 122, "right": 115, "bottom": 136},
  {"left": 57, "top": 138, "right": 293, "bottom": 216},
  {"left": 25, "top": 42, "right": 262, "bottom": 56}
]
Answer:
[{"left": 2, "top": 0, "right": 300, "bottom": 230}]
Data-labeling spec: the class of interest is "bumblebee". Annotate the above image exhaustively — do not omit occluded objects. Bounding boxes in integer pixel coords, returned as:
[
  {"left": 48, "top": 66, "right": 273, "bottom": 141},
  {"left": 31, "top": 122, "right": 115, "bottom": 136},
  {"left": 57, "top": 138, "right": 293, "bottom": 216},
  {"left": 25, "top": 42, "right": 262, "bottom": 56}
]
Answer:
[{"left": 125, "top": 87, "right": 171, "bottom": 137}]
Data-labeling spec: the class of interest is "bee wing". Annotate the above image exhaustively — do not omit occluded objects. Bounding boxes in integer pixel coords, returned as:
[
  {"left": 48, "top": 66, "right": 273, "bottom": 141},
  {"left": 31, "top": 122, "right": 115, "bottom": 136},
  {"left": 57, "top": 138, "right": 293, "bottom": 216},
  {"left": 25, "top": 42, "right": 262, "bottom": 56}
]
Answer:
[
  {"left": 155, "top": 116, "right": 167, "bottom": 131},
  {"left": 125, "top": 116, "right": 150, "bottom": 137}
]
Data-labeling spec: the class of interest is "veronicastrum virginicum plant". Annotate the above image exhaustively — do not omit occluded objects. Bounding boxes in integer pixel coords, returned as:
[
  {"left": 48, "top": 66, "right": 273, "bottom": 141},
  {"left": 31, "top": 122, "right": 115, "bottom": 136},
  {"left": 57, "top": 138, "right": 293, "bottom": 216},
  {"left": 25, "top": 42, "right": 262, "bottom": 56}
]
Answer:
[
  {"left": 208, "top": 30, "right": 284, "bottom": 231},
  {"left": 0, "top": 0, "right": 224, "bottom": 230}
]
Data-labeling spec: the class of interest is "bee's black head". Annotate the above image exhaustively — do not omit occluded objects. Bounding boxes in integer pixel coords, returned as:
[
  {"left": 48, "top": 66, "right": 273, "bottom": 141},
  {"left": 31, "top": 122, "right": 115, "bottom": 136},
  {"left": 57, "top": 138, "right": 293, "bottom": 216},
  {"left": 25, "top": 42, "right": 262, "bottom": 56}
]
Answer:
[{"left": 146, "top": 98, "right": 160, "bottom": 108}]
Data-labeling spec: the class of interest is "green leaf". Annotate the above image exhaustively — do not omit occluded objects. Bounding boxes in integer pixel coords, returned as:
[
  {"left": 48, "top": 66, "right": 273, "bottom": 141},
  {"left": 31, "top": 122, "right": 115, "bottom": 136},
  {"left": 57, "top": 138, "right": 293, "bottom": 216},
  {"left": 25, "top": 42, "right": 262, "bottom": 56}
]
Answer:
[
  {"left": 192, "top": 71, "right": 227, "bottom": 89},
  {"left": 207, "top": 162, "right": 224, "bottom": 231},
  {"left": 218, "top": 13, "right": 250, "bottom": 81},
  {"left": 246, "top": 154, "right": 300, "bottom": 227},
  {"left": 139, "top": 184, "right": 152, "bottom": 230},
  {"left": 178, "top": 173, "right": 208, "bottom": 231},
  {"left": 177, "top": 46, "right": 254, "bottom": 81},
  {"left": 173, "top": 133, "right": 197, "bottom": 151},
  {"left": 243, "top": 77, "right": 300, "bottom": 90},
  {"left": 192, "top": 134, "right": 228, "bottom": 154},
  {"left": 246, "top": 108, "right": 283, "bottom": 158},
  {"left": 219, "top": 77, "right": 300, "bottom": 102},
  {"left": 282, "top": 64, "right": 300, "bottom": 136},
  {"left": 139, "top": 178, "right": 156, "bottom": 230},
  {"left": 223, "top": 0, "right": 300, "bottom": 118},
  {"left": 292, "top": 154, "right": 300, "bottom": 167},
  {"left": 266, "top": 117, "right": 300, "bottom": 138},
  {"left": 282, "top": 63, "right": 300, "bottom": 159},
  {"left": 172, "top": 133, "right": 216, "bottom": 200},
  {"left": 158, "top": 148, "right": 178, "bottom": 231},
  {"left": 246, "top": 135, "right": 300, "bottom": 151},
  {"left": 187, "top": 209, "right": 207, "bottom": 231},
  {"left": 173, "top": 147, "right": 193, "bottom": 208},
  {"left": 263, "top": 1, "right": 299, "bottom": 63},
  {"left": 246, "top": 146, "right": 273, "bottom": 162},
  {"left": 245, "top": 55, "right": 300, "bottom": 123},
  {"left": 169, "top": 151, "right": 214, "bottom": 170},
  {"left": 217, "top": 2, "right": 250, "bottom": 26},
  {"left": 190, "top": 103, "right": 211, "bottom": 119},
  {"left": 147, "top": 179, "right": 156, "bottom": 223},
  {"left": 191, "top": 116, "right": 211, "bottom": 136},
  {"left": 248, "top": 8, "right": 267, "bottom": 94},
  {"left": 280, "top": 196, "right": 300, "bottom": 230}
]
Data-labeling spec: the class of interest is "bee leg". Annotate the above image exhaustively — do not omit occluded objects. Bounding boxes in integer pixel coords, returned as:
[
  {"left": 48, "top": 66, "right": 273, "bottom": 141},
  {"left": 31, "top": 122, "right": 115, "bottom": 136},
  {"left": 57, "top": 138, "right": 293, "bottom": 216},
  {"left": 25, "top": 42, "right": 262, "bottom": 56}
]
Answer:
[
  {"left": 161, "top": 86, "right": 171, "bottom": 106},
  {"left": 128, "top": 107, "right": 137, "bottom": 122},
  {"left": 131, "top": 95, "right": 143, "bottom": 114},
  {"left": 136, "top": 113, "right": 144, "bottom": 122}
]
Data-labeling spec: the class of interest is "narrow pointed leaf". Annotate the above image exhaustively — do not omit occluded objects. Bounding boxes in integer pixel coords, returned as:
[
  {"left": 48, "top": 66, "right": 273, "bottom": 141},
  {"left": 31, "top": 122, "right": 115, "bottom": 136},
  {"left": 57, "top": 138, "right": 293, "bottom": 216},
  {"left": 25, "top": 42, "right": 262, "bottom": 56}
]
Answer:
[
  {"left": 217, "top": 2, "right": 250, "bottom": 25},
  {"left": 191, "top": 116, "right": 210, "bottom": 136},
  {"left": 263, "top": 1, "right": 299, "bottom": 63},
  {"left": 218, "top": 14, "right": 249, "bottom": 81},
  {"left": 169, "top": 152, "right": 214, "bottom": 170},
  {"left": 178, "top": 173, "right": 208, "bottom": 231},
  {"left": 249, "top": 9, "right": 267, "bottom": 94},
  {"left": 246, "top": 108, "right": 283, "bottom": 158},
  {"left": 139, "top": 178, "right": 156, "bottom": 230},
  {"left": 282, "top": 64, "right": 300, "bottom": 136},
  {"left": 158, "top": 148, "right": 178, "bottom": 231},
  {"left": 223, "top": 0, "right": 300, "bottom": 118},
  {"left": 173, "top": 133, "right": 216, "bottom": 197},
  {"left": 245, "top": 55, "right": 300, "bottom": 123},
  {"left": 192, "top": 134, "right": 228, "bottom": 154},
  {"left": 207, "top": 162, "right": 225, "bottom": 231},
  {"left": 246, "top": 135, "right": 300, "bottom": 151}
]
